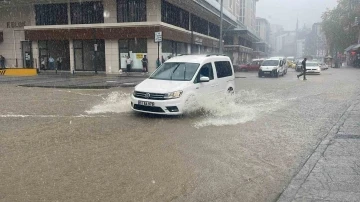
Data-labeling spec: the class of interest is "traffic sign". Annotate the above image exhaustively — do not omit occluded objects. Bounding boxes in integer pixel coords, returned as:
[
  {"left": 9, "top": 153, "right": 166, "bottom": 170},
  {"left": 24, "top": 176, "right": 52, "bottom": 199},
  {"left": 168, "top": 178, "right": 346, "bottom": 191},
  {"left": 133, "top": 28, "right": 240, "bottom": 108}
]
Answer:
[{"left": 155, "top": 32, "right": 162, "bottom": 43}]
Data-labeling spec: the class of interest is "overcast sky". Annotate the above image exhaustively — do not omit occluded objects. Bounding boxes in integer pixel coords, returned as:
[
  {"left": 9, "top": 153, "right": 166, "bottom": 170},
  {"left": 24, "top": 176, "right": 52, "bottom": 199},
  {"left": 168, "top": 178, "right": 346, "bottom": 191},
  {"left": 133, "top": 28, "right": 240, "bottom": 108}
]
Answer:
[{"left": 256, "top": 0, "right": 339, "bottom": 30}]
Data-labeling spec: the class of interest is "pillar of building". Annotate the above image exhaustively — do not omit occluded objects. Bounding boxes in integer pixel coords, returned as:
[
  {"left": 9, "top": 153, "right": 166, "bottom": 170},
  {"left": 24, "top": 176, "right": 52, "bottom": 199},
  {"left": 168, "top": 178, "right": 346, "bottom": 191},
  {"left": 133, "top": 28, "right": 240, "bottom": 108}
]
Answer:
[
  {"left": 103, "top": 0, "right": 117, "bottom": 23},
  {"left": 147, "top": 39, "right": 162, "bottom": 73},
  {"left": 105, "top": 39, "right": 120, "bottom": 74},
  {"left": 32, "top": 41, "right": 39, "bottom": 69},
  {"left": 69, "top": 40, "right": 75, "bottom": 73},
  {"left": 147, "top": 0, "right": 162, "bottom": 22}
]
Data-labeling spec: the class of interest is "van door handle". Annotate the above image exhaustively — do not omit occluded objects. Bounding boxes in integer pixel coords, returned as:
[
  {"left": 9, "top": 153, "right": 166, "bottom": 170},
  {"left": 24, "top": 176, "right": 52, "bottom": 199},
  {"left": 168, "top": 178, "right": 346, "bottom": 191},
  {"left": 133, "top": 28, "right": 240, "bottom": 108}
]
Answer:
[{"left": 211, "top": 85, "right": 216, "bottom": 87}]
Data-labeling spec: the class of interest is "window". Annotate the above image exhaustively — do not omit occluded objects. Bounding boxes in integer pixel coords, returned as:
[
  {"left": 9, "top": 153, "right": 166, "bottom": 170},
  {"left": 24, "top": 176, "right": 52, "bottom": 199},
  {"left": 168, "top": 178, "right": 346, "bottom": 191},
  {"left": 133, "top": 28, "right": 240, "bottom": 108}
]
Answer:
[
  {"left": 35, "top": 4, "right": 68, "bottom": 25},
  {"left": 196, "top": 63, "right": 214, "bottom": 83},
  {"left": 215, "top": 61, "right": 233, "bottom": 78},
  {"left": 150, "top": 63, "right": 200, "bottom": 81},
  {"left": 71, "top": 2, "right": 104, "bottom": 24},
  {"left": 117, "top": 0, "right": 146, "bottom": 22},
  {"left": 192, "top": 15, "right": 208, "bottom": 35},
  {"left": 161, "top": 0, "right": 189, "bottom": 30},
  {"left": 209, "top": 22, "right": 220, "bottom": 38}
]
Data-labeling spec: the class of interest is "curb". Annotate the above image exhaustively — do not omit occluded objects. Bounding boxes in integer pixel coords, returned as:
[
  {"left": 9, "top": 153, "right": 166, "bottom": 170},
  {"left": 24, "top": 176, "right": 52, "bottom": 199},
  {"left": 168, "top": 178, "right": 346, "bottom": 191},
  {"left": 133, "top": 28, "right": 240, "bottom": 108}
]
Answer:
[{"left": 277, "top": 98, "right": 359, "bottom": 202}]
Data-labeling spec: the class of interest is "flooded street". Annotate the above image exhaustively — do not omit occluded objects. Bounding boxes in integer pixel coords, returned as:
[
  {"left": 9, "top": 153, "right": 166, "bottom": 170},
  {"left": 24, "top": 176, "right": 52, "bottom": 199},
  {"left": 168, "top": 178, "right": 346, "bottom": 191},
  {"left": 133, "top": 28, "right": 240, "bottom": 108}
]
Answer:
[{"left": 1, "top": 67, "right": 360, "bottom": 202}]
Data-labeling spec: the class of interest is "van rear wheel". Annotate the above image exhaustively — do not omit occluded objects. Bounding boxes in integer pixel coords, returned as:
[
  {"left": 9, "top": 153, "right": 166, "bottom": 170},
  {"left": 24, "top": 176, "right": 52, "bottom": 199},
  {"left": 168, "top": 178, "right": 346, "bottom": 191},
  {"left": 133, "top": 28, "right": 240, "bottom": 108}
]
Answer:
[{"left": 227, "top": 87, "right": 234, "bottom": 95}]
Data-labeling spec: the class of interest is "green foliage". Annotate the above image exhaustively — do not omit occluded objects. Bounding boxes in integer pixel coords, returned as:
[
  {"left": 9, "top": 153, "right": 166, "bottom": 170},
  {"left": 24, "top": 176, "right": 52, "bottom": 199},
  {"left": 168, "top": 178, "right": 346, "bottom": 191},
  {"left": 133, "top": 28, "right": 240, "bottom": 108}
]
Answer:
[{"left": 321, "top": 0, "right": 359, "bottom": 54}]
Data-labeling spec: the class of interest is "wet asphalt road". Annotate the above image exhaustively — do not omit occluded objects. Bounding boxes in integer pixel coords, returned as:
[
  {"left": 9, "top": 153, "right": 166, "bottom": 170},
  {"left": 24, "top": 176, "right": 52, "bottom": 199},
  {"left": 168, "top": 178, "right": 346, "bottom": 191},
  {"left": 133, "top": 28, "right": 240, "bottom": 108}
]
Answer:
[{"left": 0, "top": 67, "right": 360, "bottom": 202}]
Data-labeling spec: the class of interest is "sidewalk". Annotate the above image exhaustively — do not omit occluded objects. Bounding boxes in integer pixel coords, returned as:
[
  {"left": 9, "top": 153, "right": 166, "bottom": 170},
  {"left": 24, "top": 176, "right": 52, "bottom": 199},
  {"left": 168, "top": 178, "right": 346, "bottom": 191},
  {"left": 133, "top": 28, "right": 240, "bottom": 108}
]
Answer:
[{"left": 278, "top": 97, "right": 360, "bottom": 202}]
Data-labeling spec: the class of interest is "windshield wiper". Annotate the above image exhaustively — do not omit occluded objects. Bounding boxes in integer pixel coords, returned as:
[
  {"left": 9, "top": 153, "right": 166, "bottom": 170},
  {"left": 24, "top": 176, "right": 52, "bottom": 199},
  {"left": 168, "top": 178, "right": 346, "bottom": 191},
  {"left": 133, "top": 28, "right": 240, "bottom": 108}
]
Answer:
[{"left": 169, "top": 64, "right": 181, "bottom": 80}]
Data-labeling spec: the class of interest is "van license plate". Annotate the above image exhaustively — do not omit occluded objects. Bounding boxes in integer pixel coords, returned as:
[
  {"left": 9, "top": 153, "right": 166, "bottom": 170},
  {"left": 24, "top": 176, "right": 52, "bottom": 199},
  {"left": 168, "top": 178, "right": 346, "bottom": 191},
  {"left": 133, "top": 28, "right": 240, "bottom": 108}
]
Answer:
[{"left": 138, "top": 101, "right": 154, "bottom": 106}]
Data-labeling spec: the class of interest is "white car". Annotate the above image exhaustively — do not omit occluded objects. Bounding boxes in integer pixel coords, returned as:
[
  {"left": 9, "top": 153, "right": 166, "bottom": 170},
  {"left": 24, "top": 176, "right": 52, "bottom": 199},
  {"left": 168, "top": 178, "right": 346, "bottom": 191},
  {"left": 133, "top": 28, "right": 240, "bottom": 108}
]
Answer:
[
  {"left": 131, "top": 55, "right": 236, "bottom": 115},
  {"left": 306, "top": 61, "right": 321, "bottom": 74},
  {"left": 258, "top": 57, "right": 287, "bottom": 78}
]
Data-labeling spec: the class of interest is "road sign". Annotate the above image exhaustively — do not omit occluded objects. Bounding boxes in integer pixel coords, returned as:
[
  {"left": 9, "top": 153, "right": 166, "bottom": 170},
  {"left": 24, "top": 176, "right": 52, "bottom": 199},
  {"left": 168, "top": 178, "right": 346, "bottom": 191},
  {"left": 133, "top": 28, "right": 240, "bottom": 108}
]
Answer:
[{"left": 155, "top": 32, "right": 162, "bottom": 43}]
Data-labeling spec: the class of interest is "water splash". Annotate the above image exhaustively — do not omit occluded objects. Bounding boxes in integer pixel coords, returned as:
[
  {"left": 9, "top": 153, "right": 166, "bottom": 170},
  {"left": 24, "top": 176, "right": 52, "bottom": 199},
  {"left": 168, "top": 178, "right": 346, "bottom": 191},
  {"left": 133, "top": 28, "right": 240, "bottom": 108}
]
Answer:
[
  {"left": 190, "top": 90, "right": 284, "bottom": 128},
  {"left": 86, "top": 92, "right": 131, "bottom": 114}
]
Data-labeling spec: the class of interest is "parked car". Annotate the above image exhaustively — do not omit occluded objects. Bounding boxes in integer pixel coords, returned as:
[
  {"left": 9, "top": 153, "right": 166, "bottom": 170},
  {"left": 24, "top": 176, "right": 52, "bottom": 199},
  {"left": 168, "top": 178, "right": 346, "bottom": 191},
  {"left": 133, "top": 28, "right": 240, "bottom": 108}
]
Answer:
[
  {"left": 305, "top": 61, "right": 321, "bottom": 74},
  {"left": 258, "top": 57, "right": 287, "bottom": 78},
  {"left": 236, "top": 59, "right": 263, "bottom": 71},
  {"left": 295, "top": 61, "right": 303, "bottom": 72},
  {"left": 131, "top": 55, "right": 235, "bottom": 115}
]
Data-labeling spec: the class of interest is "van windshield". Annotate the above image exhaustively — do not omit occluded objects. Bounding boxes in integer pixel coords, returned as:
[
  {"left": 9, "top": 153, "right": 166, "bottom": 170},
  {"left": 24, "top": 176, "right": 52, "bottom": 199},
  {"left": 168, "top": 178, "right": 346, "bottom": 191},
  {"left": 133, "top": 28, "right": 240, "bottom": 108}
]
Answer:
[
  {"left": 262, "top": 60, "right": 279, "bottom": 66},
  {"left": 150, "top": 62, "right": 200, "bottom": 81}
]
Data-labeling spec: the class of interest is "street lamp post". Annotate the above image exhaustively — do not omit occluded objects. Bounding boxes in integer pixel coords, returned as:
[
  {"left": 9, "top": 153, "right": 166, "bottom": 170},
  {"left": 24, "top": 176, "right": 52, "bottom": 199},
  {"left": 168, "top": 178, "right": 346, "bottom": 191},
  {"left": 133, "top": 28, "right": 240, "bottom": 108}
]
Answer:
[{"left": 219, "top": 0, "right": 224, "bottom": 54}]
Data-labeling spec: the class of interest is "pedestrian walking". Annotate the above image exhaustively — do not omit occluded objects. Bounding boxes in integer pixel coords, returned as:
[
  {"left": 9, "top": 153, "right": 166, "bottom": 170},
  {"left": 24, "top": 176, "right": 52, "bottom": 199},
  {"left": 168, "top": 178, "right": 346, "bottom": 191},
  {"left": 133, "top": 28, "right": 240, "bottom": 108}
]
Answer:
[
  {"left": 48, "top": 56, "right": 55, "bottom": 70},
  {"left": 41, "top": 57, "right": 46, "bottom": 70},
  {"left": 141, "top": 55, "right": 148, "bottom": 74},
  {"left": 126, "top": 55, "right": 132, "bottom": 75},
  {"left": 57, "top": 57, "right": 63, "bottom": 70},
  {"left": 156, "top": 58, "right": 161, "bottom": 68},
  {"left": 297, "top": 58, "right": 307, "bottom": 80},
  {"left": 0, "top": 55, "right": 5, "bottom": 69}
]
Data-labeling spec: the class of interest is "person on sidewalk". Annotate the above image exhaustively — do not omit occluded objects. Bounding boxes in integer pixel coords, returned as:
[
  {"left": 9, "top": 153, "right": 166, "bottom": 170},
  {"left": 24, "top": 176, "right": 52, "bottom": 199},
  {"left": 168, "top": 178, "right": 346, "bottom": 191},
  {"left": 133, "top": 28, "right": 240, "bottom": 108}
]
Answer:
[
  {"left": 48, "top": 56, "right": 55, "bottom": 70},
  {"left": 141, "top": 55, "right": 148, "bottom": 74},
  {"left": 0, "top": 55, "right": 5, "bottom": 69},
  {"left": 297, "top": 58, "right": 307, "bottom": 80},
  {"left": 57, "top": 57, "right": 62, "bottom": 71},
  {"left": 126, "top": 55, "right": 132, "bottom": 75}
]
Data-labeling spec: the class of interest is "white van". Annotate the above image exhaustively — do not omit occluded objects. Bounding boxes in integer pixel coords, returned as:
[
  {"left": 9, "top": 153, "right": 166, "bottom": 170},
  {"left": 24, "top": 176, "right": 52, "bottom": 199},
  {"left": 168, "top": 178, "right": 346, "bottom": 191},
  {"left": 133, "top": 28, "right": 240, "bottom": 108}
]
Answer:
[
  {"left": 131, "top": 55, "right": 235, "bottom": 115},
  {"left": 258, "top": 57, "right": 287, "bottom": 78}
]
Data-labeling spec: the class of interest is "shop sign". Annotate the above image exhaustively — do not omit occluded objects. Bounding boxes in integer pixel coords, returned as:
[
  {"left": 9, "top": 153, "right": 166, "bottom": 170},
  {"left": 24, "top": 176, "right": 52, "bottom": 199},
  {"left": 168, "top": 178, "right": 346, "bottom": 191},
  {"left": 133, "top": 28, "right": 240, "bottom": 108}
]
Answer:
[
  {"left": 136, "top": 53, "right": 144, "bottom": 59},
  {"left": 155, "top": 32, "right": 162, "bottom": 43},
  {"left": 7, "top": 21, "right": 26, "bottom": 28},
  {"left": 194, "top": 37, "right": 203, "bottom": 45}
]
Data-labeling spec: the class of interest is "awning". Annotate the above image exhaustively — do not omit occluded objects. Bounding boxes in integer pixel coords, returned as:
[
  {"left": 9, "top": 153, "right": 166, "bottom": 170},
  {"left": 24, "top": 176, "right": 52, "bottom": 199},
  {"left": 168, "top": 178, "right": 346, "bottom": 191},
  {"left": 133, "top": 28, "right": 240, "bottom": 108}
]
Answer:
[
  {"left": 345, "top": 44, "right": 357, "bottom": 52},
  {"left": 351, "top": 44, "right": 360, "bottom": 50}
]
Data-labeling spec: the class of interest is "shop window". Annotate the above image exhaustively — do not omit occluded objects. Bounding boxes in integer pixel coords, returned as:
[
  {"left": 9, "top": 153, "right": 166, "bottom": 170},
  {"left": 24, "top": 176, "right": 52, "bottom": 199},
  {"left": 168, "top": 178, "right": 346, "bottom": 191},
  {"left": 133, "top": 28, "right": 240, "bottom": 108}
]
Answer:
[
  {"left": 161, "top": 0, "right": 189, "bottom": 30},
  {"left": 35, "top": 3, "right": 68, "bottom": 25},
  {"left": 117, "top": 0, "right": 146, "bottom": 22},
  {"left": 118, "top": 39, "right": 148, "bottom": 71},
  {"left": 71, "top": 2, "right": 104, "bottom": 24},
  {"left": 129, "top": 39, "right": 147, "bottom": 53}
]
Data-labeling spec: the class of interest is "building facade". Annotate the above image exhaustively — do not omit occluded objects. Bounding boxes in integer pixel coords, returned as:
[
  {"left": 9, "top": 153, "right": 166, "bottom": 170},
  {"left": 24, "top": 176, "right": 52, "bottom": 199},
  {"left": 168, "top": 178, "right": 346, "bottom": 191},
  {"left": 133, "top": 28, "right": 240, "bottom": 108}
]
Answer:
[
  {"left": 223, "top": 0, "right": 261, "bottom": 64},
  {"left": 1, "top": 0, "right": 247, "bottom": 73}
]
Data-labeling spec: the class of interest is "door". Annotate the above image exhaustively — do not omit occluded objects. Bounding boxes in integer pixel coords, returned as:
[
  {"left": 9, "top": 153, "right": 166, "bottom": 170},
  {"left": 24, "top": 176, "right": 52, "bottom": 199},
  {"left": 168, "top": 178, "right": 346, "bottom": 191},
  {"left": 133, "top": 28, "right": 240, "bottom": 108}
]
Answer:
[
  {"left": 21, "top": 41, "right": 33, "bottom": 68},
  {"left": 214, "top": 60, "right": 234, "bottom": 93},
  {"left": 194, "top": 62, "right": 216, "bottom": 98}
]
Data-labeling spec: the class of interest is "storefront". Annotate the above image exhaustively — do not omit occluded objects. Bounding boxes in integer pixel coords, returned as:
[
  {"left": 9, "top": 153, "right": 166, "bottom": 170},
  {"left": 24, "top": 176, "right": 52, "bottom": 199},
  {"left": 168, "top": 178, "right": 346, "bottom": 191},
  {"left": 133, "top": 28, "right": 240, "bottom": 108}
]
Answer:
[{"left": 38, "top": 40, "right": 70, "bottom": 70}]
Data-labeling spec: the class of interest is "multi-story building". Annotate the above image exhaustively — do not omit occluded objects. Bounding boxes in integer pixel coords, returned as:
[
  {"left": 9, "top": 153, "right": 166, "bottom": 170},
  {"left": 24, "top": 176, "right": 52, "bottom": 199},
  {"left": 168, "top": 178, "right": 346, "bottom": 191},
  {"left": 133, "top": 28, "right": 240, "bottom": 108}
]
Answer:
[
  {"left": 1, "top": 0, "right": 255, "bottom": 73},
  {"left": 305, "top": 23, "right": 327, "bottom": 58},
  {"left": 254, "top": 17, "right": 270, "bottom": 58},
  {"left": 296, "top": 39, "right": 305, "bottom": 59},
  {"left": 223, "top": 0, "right": 261, "bottom": 64}
]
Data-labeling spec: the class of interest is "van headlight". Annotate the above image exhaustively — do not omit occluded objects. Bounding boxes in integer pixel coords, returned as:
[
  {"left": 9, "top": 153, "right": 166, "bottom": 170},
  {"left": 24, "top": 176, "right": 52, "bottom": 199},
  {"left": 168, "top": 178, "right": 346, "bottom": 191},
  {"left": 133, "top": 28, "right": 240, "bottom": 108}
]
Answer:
[{"left": 164, "top": 90, "right": 183, "bottom": 99}]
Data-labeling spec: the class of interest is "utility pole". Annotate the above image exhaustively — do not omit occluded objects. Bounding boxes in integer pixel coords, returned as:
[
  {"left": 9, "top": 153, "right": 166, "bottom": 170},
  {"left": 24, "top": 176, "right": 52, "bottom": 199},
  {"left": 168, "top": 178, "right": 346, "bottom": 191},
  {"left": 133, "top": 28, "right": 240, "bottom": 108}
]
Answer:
[{"left": 219, "top": 0, "right": 224, "bottom": 54}]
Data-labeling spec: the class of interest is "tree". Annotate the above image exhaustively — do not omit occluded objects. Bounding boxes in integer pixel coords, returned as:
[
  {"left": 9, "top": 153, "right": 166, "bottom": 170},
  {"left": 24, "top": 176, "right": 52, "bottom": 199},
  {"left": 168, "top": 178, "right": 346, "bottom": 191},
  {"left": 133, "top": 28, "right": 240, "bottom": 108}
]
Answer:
[{"left": 321, "top": 0, "right": 360, "bottom": 55}]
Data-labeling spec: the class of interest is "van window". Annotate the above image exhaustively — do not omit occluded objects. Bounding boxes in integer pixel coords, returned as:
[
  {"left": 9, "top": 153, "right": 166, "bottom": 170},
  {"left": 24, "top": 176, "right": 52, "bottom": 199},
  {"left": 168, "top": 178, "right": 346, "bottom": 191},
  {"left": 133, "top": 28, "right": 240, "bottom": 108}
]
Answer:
[
  {"left": 214, "top": 61, "right": 233, "bottom": 78},
  {"left": 150, "top": 62, "right": 199, "bottom": 81},
  {"left": 195, "top": 63, "right": 214, "bottom": 83}
]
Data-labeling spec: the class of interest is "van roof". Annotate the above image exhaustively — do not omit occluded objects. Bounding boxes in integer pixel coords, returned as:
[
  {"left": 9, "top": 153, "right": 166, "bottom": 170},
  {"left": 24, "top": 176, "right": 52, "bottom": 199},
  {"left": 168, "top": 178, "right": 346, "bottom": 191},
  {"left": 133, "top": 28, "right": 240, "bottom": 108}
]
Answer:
[
  {"left": 269, "top": 57, "right": 284, "bottom": 60},
  {"left": 165, "top": 55, "right": 230, "bottom": 64}
]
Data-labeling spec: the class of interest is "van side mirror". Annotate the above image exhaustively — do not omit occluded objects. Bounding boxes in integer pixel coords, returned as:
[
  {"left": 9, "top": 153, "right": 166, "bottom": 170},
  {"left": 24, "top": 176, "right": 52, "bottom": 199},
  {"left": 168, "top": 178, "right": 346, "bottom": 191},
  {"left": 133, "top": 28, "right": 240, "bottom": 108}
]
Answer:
[{"left": 199, "top": 76, "right": 210, "bottom": 82}]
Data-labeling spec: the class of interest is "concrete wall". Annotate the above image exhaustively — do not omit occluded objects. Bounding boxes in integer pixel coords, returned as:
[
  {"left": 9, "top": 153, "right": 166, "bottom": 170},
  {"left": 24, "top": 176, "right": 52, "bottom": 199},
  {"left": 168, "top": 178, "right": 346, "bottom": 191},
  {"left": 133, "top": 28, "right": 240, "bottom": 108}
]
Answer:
[
  {"left": 103, "top": 0, "right": 117, "bottom": 23},
  {"left": 0, "top": 5, "right": 33, "bottom": 67},
  {"left": 105, "top": 40, "right": 120, "bottom": 74},
  {"left": 147, "top": 39, "right": 162, "bottom": 72},
  {"left": 147, "top": 0, "right": 161, "bottom": 21}
]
